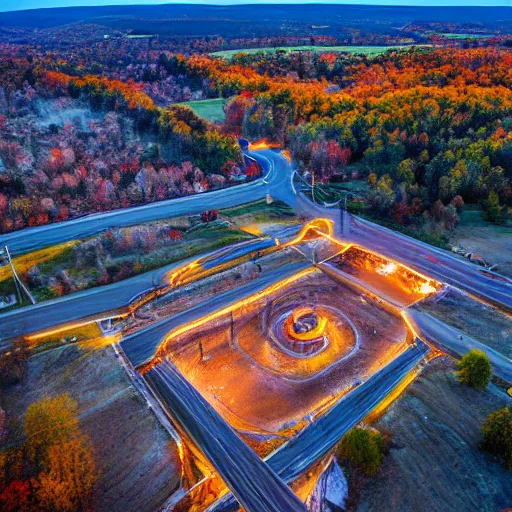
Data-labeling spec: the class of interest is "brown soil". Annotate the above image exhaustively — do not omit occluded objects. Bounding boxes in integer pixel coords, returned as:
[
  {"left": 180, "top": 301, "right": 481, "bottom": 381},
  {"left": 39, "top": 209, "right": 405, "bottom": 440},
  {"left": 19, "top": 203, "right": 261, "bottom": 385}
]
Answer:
[
  {"left": 355, "top": 357, "right": 512, "bottom": 512},
  {"left": 451, "top": 225, "right": 512, "bottom": 278},
  {"left": 1, "top": 343, "right": 180, "bottom": 512}
]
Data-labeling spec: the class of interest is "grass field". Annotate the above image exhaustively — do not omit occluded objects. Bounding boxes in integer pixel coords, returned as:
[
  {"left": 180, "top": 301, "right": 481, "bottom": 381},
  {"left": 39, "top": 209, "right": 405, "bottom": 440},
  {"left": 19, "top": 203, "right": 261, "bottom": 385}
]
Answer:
[
  {"left": 125, "top": 34, "right": 154, "bottom": 39},
  {"left": 439, "top": 33, "right": 493, "bottom": 39},
  {"left": 181, "top": 98, "right": 227, "bottom": 123},
  {"left": 211, "top": 45, "right": 428, "bottom": 59},
  {"left": 2, "top": 200, "right": 296, "bottom": 309},
  {"left": 0, "top": 240, "right": 79, "bottom": 281}
]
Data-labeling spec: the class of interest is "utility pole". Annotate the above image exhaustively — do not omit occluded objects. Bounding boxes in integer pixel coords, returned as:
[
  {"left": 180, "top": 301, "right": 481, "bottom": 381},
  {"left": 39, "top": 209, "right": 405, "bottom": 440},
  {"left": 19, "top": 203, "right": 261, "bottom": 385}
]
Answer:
[
  {"left": 230, "top": 311, "right": 235, "bottom": 348},
  {"left": 4, "top": 246, "right": 36, "bottom": 305},
  {"left": 340, "top": 193, "right": 350, "bottom": 238},
  {"left": 311, "top": 170, "right": 316, "bottom": 204}
]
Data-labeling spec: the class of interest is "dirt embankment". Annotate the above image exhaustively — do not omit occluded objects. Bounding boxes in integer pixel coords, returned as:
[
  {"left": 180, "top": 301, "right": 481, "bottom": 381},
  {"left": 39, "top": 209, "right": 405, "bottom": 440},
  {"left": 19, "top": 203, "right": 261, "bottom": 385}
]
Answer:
[
  {"left": 355, "top": 357, "right": 512, "bottom": 512},
  {"left": 1, "top": 343, "right": 180, "bottom": 512}
]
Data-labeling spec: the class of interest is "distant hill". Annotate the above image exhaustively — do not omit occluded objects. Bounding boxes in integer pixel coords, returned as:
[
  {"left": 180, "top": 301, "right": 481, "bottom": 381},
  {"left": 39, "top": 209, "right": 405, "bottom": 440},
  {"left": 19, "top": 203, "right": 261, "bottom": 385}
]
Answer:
[{"left": 1, "top": 4, "right": 511, "bottom": 37}]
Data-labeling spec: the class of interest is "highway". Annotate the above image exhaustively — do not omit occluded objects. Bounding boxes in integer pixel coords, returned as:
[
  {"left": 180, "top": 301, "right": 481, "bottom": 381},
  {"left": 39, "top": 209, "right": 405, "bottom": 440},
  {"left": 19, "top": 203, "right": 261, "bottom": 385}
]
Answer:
[
  {"left": 121, "top": 260, "right": 311, "bottom": 368},
  {"left": 0, "top": 232, "right": 302, "bottom": 341},
  {"left": 146, "top": 360, "right": 307, "bottom": 512},
  {"left": 0, "top": 179, "right": 271, "bottom": 256},
  {"left": 1, "top": 147, "right": 494, "bottom": 510},
  {"left": 1, "top": 147, "right": 510, "bottom": 313},
  {"left": 406, "top": 309, "right": 512, "bottom": 383},
  {"left": 249, "top": 150, "right": 512, "bottom": 312},
  {"left": 2, "top": 148, "right": 510, "bottom": 343},
  {"left": 211, "top": 340, "right": 430, "bottom": 511},
  {"left": 349, "top": 216, "right": 512, "bottom": 312}
]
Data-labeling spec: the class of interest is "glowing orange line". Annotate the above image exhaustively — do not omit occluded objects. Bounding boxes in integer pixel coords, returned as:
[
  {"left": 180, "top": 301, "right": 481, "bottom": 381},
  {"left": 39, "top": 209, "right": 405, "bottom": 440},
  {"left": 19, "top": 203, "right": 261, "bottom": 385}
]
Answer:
[
  {"left": 142, "top": 268, "right": 317, "bottom": 372},
  {"left": 344, "top": 243, "right": 441, "bottom": 289},
  {"left": 282, "top": 218, "right": 334, "bottom": 248},
  {"left": 27, "top": 317, "right": 108, "bottom": 341}
]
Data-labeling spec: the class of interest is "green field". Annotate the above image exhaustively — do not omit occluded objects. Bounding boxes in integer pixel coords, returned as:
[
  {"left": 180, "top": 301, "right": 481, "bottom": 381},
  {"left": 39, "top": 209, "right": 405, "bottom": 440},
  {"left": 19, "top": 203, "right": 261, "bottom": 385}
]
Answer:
[
  {"left": 211, "top": 45, "right": 428, "bottom": 59},
  {"left": 125, "top": 34, "right": 155, "bottom": 39},
  {"left": 440, "top": 33, "right": 493, "bottom": 39},
  {"left": 181, "top": 98, "right": 227, "bottom": 123}
]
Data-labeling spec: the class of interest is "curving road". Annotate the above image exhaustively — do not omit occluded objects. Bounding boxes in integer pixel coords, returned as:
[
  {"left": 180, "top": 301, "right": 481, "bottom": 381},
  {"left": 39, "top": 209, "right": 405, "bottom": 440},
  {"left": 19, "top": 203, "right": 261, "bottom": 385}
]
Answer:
[
  {"left": 2, "top": 148, "right": 491, "bottom": 511},
  {"left": 0, "top": 235, "right": 292, "bottom": 341},
  {"left": 121, "top": 260, "right": 311, "bottom": 368},
  {"left": 0, "top": 177, "right": 271, "bottom": 257},
  {"left": 248, "top": 150, "right": 512, "bottom": 312},
  {"left": 2, "top": 147, "right": 511, "bottom": 313},
  {"left": 405, "top": 309, "right": 512, "bottom": 383},
  {"left": 2, "top": 148, "right": 509, "bottom": 342}
]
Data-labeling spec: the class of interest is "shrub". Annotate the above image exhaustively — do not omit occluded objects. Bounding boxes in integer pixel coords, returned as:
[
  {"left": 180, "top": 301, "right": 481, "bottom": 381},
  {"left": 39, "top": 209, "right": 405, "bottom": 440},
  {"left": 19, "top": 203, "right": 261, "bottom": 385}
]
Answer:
[
  {"left": 0, "top": 480, "right": 33, "bottom": 512},
  {"left": 36, "top": 286, "right": 59, "bottom": 302},
  {"left": 481, "top": 407, "right": 512, "bottom": 469},
  {"left": 457, "top": 349, "right": 492, "bottom": 389},
  {"left": 338, "top": 427, "right": 386, "bottom": 475},
  {"left": 200, "top": 209, "right": 219, "bottom": 223}
]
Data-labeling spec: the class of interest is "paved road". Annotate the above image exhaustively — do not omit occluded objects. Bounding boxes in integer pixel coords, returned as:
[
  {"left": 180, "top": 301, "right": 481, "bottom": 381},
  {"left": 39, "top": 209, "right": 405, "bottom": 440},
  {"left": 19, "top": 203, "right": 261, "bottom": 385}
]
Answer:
[
  {"left": 406, "top": 309, "right": 512, "bottom": 383},
  {"left": 3, "top": 148, "right": 509, "bottom": 342},
  {"left": 146, "top": 360, "right": 306, "bottom": 512},
  {"left": 2, "top": 147, "right": 511, "bottom": 312},
  {"left": 121, "top": 260, "right": 311, "bottom": 368},
  {"left": 0, "top": 258, "right": 173, "bottom": 341},
  {"left": 349, "top": 216, "right": 512, "bottom": 311},
  {"left": 0, "top": 231, "right": 305, "bottom": 341},
  {"left": 249, "top": 150, "right": 512, "bottom": 312},
  {"left": 211, "top": 340, "right": 430, "bottom": 511},
  {"left": 0, "top": 179, "right": 271, "bottom": 256}
]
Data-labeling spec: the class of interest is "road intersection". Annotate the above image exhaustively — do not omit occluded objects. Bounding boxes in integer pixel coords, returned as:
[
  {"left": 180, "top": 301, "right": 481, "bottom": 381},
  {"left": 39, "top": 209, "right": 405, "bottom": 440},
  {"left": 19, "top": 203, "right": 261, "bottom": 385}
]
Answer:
[{"left": 1, "top": 147, "right": 511, "bottom": 512}]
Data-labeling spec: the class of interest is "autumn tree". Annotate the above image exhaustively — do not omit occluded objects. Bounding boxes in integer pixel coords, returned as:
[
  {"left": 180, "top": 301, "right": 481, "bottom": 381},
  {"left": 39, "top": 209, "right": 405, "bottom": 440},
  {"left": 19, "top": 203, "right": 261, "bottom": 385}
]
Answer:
[
  {"left": 24, "top": 394, "right": 79, "bottom": 469},
  {"left": 396, "top": 158, "right": 416, "bottom": 185},
  {"left": 367, "top": 174, "right": 396, "bottom": 214},
  {"left": 481, "top": 406, "right": 512, "bottom": 469},
  {"left": 0, "top": 479, "right": 33, "bottom": 512},
  {"left": 36, "top": 435, "right": 99, "bottom": 512},
  {"left": 338, "top": 427, "right": 386, "bottom": 475},
  {"left": 484, "top": 190, "right": 505, "bottom": 224}
]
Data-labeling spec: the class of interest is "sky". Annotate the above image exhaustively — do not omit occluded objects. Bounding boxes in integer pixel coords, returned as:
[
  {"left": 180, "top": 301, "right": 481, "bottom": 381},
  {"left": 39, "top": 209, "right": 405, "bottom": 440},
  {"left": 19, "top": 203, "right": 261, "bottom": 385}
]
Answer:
[{"left": 1, "top": 0, "right": 510, "bottom": 13}]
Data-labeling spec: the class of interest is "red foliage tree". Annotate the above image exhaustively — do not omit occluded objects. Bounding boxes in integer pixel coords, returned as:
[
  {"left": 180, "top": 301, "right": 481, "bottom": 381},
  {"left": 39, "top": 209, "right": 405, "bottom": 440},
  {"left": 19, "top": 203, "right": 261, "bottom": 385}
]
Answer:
[{"left": 200, "top": 210, "right": 218, "bottom": 223}]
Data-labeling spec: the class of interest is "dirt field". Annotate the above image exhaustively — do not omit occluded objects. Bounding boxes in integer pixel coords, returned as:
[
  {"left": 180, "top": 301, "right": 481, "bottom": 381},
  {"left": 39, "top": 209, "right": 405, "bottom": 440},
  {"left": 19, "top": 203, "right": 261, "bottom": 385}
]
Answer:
[
  {"left": 417, "top": 289, "right": 512, "bottom": 359},
  {"left": 1, "top": 343, "right": 180, "bottom": 512},
  {"left": 449, "top": 205, "right": 512, "bottom": 277},
  {"left": 165, "top": 271, "right": 409, "bottom": 432},
  {"left": 355, "top": 357, "right": 512, "bottom": 512}
]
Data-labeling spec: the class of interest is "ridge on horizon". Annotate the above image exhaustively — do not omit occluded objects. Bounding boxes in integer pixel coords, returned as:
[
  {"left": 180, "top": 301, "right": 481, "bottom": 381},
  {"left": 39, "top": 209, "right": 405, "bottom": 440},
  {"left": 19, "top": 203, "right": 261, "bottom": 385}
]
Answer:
[{"left": 2, "top": 0, "right": 510, "bottom": 14}]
